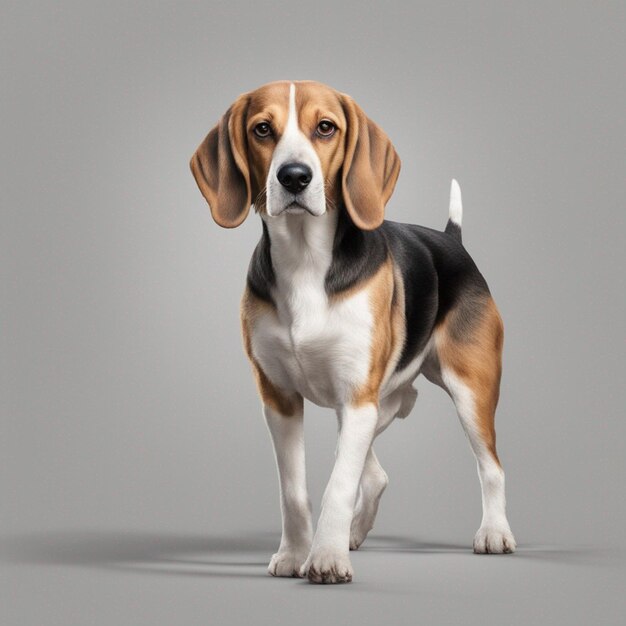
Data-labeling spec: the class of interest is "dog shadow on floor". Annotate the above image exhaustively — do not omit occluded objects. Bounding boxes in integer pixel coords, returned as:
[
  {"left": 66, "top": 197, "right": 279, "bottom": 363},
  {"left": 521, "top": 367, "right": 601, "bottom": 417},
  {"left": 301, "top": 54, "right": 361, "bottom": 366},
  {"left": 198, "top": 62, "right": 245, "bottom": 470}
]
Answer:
[
  {"left": 362, "top": 535, "right": 619, "bottom": 567},
  {"left": 0, "top": 530, "right": 282, "bottom": 580},
  {"left": 0, "top": 530, "right": 610, "bottom": 579}
]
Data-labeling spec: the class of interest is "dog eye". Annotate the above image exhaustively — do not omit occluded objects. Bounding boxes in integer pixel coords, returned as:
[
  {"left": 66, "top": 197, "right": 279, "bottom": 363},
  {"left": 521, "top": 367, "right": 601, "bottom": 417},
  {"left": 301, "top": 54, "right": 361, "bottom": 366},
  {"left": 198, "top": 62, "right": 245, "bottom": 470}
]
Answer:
[
  {"left": 253, "top": 122, "right": 272, "bottom": 138},
  {"left": 316, "top": 120, "right": 336, "bottom": 137}
]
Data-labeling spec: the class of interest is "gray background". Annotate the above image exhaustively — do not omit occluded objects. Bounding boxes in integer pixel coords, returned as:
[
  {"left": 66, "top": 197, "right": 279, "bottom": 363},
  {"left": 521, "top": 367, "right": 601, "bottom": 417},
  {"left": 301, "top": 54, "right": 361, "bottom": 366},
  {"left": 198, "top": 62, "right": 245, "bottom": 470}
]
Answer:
[{"left": 2, "top": 1, "right": 625, "bottom": 624}]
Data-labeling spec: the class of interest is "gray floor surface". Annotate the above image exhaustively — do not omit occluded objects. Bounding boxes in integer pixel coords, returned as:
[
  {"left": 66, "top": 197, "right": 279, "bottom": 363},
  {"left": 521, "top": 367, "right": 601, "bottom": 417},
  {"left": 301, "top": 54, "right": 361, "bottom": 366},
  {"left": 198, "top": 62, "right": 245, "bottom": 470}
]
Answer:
[{"left": 2, "top": 530, "right": 624, "bottom": 626}]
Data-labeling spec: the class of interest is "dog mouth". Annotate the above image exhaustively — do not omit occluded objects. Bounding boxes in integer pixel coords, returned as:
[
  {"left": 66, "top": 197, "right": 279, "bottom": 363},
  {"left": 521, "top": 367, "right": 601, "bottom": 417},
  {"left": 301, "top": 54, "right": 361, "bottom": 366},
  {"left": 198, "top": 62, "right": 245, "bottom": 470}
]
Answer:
[{"left": 276, "top": 201, "right": 315, "bottom": 216}]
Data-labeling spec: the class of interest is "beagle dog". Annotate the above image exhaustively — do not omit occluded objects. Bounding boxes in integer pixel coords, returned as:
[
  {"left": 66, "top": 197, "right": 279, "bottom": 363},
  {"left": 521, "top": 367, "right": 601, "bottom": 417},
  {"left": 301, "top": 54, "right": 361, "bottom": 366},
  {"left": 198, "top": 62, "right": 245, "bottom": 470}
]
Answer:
[{"left": 190, "top": 80, "right": 516, "bottom": 584}]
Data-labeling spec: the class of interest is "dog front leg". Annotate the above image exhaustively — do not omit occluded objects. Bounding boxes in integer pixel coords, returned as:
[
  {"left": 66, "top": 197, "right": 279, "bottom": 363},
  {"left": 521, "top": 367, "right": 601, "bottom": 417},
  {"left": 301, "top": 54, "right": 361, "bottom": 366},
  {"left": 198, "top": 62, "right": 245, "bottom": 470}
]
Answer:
[
  {"left": 264, "top": 400, "right": 313, "bottom": 577},
  {"left": 300, "top": 402, "right": 378, "bottom": 583}
]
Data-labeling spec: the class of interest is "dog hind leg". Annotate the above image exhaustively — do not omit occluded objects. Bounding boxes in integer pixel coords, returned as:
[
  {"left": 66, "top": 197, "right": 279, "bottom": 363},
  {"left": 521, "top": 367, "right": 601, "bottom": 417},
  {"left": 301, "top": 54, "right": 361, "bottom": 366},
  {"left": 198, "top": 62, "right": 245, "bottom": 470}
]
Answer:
[
  {"left": 350, "top": 447, "right": 388, "bottom": 550},
  {"left": 436, "top": 296, "right": 516, "bottom": 554},
  {"left": 349, "top": 388, "right": 410, "bottom": 550}
]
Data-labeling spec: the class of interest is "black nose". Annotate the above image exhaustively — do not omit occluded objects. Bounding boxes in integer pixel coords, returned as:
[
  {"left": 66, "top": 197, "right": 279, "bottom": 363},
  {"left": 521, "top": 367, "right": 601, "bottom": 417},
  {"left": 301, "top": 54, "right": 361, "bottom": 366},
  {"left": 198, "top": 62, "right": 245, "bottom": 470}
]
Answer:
[{"left": 277, "top": 162, "right": 312, "bottom": 193}]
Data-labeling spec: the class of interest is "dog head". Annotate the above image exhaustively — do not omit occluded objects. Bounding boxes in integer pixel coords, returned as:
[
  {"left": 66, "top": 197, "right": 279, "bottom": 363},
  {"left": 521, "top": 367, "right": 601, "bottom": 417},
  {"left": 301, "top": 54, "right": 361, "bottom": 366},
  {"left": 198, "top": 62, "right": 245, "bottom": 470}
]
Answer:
[{"left": 190, "top": 80, "right": 400, "bottom": 230}]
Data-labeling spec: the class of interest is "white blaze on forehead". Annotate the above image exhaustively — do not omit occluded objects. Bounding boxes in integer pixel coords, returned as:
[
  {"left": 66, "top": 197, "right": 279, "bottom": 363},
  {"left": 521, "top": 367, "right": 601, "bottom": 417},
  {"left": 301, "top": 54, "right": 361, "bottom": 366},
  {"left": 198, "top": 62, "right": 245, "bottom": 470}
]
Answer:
[
  {"left": 287, "top": 82, "right": 298, "bottom": 134},
  {"left": 265, "top": 82, "right": 326, "bottom": 217},
  {"left": 276, "top": 82, "right": 310, "bottom": 161}
]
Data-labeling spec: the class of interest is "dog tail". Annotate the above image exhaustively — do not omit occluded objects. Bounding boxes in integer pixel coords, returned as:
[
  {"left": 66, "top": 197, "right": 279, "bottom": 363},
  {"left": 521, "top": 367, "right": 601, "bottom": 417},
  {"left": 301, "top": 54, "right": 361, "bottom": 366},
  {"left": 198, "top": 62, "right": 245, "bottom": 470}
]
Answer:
[{"left": 445, "top": 179, "right": 463, "bottom": 242}]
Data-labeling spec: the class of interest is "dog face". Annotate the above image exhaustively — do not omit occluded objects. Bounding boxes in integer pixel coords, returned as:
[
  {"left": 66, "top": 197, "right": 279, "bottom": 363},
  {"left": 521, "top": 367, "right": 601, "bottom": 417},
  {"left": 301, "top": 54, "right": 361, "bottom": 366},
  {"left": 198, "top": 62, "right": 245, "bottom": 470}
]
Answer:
[
  {"left": 190, "top": 80, "right": 400, "bottom": 230},
  {"left": 245, "top": 81, "right": 345, "bottom": 219}
]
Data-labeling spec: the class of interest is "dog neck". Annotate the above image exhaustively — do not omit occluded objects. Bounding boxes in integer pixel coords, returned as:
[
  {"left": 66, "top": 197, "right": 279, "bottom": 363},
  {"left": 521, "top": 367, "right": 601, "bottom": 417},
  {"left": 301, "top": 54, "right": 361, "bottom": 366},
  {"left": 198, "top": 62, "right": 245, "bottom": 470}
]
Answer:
[
  {"left": 263, "top": 208, "right": 339, "bottom": 287},
  {"left": 246, "top": 207, "right": 389, "bottom": 307}
]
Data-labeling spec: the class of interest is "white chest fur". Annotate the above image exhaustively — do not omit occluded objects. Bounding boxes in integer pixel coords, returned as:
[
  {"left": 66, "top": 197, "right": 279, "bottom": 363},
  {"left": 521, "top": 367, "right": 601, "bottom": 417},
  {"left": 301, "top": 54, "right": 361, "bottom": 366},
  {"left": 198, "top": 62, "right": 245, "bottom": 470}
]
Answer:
[{"left": 249, "top": 211, "right": 374, "bottom": 408}]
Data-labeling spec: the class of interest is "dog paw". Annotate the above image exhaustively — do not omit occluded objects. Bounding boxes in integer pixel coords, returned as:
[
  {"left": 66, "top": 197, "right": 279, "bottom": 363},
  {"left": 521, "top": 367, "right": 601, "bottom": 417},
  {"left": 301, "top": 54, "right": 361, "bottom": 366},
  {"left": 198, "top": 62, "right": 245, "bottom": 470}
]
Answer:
[
  {"left": 300, "top": 548, "right": 353, "bottom": 584},
  {"left": 473, "top": 524, "right": 516, "bottom": 554},
  {"left": 268, "top": 549, "right": 309, "bottom": 577}
]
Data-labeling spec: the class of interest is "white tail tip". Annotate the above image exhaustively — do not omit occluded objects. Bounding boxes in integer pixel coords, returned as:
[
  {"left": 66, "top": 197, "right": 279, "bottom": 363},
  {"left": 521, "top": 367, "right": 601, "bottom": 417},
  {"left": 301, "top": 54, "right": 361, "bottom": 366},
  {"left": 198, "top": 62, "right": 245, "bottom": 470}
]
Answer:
[{"left": 449, "top": 178, "right": 463, "bottom": 226}]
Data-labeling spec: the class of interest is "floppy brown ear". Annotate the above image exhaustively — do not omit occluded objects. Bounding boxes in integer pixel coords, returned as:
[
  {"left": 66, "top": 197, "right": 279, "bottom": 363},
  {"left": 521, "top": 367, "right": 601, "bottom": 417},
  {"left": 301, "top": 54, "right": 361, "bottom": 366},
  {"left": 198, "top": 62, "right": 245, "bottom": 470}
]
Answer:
[
  {"left": 340, "top": 95, "right": 401, "bottom": 230},
  {"left": 190, "top": 95, "right": 251, "bottom": 228}
]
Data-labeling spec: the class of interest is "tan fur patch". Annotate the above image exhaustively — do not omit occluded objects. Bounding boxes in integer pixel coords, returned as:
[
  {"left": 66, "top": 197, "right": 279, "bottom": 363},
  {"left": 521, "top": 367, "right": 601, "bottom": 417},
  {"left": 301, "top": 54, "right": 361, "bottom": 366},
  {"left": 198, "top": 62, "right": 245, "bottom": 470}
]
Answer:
[
  {"left": 383, "top": 262, "right": 408, "bottom": 386},
  {"left": 240, "top": 288, "right": 301, "bottom": 417},
  {"left": 350, "top": 259, "right": 401, "bottom": 407},
  {"left": 436, "top": 296, "right": 504, "bottom": 464}
]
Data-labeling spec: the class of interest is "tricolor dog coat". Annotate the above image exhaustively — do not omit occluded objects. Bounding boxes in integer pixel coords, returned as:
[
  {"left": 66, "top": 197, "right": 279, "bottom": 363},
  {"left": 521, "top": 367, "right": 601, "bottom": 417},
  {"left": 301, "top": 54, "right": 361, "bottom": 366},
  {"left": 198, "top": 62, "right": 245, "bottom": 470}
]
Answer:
[{"left": 190, "top": 80, "right": 516, "bottom": 584}]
